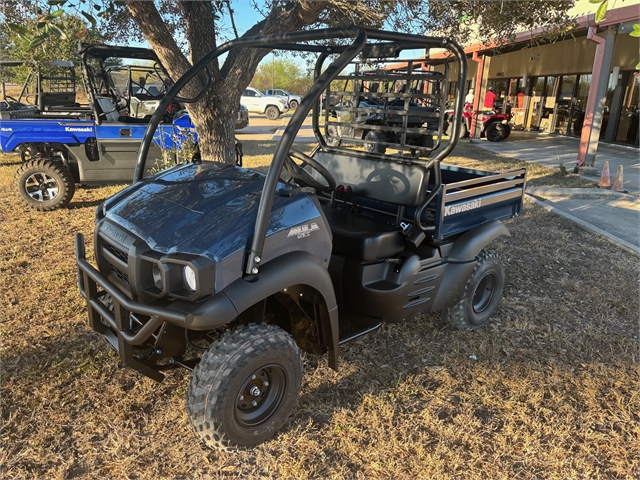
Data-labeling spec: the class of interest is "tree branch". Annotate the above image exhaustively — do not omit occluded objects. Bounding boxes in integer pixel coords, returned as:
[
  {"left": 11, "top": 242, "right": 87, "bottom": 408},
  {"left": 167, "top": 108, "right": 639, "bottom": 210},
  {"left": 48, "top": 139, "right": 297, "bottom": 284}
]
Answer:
[
  {"left": 225, "top": 0, "right": 239, "bottom": 39},
  {"left": 219, "top": 1, "right": 329, "bottom": 102},
  {"left": 125, "top": 1, "right": 193, "bottom": 83}
]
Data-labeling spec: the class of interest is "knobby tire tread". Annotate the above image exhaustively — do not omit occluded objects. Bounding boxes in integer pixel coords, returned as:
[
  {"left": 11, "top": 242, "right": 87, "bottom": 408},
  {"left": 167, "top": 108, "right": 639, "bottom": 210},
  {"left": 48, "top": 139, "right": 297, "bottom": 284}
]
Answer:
[
  {"left": 15, "top": 158, "right": 75, "bottom": 211},
  {"left": 441, "top": 249, "right": 503, "bottom": 331},
  {"left": 187, "top": 323, "right": 302, "bottom": 451}
]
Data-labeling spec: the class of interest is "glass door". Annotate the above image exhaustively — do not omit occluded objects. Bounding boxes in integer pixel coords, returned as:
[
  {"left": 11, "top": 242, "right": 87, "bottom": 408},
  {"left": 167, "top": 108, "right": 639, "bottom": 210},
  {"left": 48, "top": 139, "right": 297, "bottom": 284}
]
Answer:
[{"left": 616, "top": 73, "right": 639, "bottom": 146}]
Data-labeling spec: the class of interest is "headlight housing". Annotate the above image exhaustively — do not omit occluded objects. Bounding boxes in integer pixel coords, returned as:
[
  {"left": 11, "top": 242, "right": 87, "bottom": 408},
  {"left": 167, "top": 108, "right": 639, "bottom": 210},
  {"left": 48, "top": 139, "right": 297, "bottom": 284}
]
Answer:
[{"left": 139, "top": 252, "right": 215, "bottom": 301}]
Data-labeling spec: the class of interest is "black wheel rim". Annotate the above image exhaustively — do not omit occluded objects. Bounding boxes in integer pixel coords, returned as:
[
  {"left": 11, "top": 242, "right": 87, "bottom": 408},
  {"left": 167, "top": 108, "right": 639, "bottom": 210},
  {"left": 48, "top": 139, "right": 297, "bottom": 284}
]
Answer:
[
  {"left": 473, "top": 273, "right": 496, "bottom": 314},
  {"left": 235, "top": 364, "right": 287, "bottom": 428},
  {"left": 25, "top": 173, "right": 59, "bottom": 202}
]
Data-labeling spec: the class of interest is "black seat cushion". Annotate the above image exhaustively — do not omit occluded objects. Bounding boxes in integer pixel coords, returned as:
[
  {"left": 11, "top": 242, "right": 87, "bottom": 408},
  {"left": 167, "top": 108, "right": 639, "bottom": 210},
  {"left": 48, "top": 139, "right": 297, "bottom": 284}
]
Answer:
[{"left": 321, "top": 205, "right": 405, "bottom": 262}]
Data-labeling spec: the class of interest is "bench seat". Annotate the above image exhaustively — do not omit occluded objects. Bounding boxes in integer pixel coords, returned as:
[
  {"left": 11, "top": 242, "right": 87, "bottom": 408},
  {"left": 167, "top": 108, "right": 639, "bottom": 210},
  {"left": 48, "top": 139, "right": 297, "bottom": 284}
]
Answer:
[{"left": 321, "top": 205, "right": 404, "bottom": 262}]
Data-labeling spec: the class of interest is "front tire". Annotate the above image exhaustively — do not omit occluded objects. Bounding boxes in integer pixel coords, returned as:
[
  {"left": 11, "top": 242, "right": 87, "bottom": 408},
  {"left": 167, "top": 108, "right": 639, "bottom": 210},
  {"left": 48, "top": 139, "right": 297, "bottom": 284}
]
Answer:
[
  {"left": 485, "top": 122, "right": 508, "bottom": 142},
  {"left": 15, "top": 158, "right": 75, "bottom": 211},
  {"left": 187, "top": 323, "right": 303, "bottom": 451},
  {"left": 265, "top": 106, "right": 281, "bottom": 120},
  {"left": 289, "top": 99, "right": 299, "bottom": 110},
  {"left": 439, "top": 249, "right": 505, "bottom": 330}
]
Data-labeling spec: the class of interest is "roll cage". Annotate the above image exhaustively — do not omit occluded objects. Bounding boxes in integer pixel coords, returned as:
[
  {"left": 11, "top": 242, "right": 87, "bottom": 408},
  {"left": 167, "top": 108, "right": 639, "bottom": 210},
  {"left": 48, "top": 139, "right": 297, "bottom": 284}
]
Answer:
[
  {"left": 135, "top": 27, "right": 467, "bottom": 278},
  {"left": 78, "top": 43, "right": 173, "bottom": 124}
]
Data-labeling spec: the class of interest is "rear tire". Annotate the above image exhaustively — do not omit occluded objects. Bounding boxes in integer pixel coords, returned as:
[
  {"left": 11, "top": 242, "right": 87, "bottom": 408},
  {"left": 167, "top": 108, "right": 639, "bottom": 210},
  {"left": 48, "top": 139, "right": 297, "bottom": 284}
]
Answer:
[
  {"left": 187, "top": 323, "right": 303, "bottom": 451},
  {"left": 15, "top": 158, "right": 75, "bottom": 211},
  {"left": 364, "top": 130, "right": 387, "bottom": 154},
  {"left": 265, "top": 106, "right": 280, "bottom": 120},
  {"left": 440, "top": 249, "right": 505, "bottom": 330}
]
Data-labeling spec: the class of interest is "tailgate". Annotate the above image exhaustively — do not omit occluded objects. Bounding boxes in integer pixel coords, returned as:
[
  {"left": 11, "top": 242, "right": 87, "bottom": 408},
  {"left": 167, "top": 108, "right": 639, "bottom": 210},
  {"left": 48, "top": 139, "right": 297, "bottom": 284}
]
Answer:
[{"left": 428, "top": 167, "right": 527, "bottom": 240}]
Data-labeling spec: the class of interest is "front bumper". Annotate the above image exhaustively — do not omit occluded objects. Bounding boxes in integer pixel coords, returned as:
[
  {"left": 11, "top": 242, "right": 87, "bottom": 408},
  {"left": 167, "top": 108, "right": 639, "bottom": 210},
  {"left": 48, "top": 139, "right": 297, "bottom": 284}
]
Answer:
[{"left": 75, "top": 233, "right": 237, "bottom": 381}]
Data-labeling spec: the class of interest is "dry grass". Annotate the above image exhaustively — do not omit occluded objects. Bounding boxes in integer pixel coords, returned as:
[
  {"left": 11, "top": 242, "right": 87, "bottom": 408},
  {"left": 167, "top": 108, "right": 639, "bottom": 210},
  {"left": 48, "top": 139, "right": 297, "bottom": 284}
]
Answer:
[{"left": 1, "top": 143, "right": 638, "bottom": 479}]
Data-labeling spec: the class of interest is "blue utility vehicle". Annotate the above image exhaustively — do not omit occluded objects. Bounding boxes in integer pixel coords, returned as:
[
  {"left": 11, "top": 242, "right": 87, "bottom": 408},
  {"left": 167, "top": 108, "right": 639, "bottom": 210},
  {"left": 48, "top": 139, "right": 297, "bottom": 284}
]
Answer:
[{"left": 1, "top": 44, "right": 200, "bottom": 211}]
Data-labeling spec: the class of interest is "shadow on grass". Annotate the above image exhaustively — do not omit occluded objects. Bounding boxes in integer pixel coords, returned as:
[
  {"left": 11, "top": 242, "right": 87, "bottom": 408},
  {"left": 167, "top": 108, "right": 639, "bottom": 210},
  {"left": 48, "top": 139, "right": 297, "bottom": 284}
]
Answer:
[
  {"left": 68, "top": 199, "right": 104, "bottom": 209},
  {"left": 2, "top": 160, "right": 23, "bottom": 167}
]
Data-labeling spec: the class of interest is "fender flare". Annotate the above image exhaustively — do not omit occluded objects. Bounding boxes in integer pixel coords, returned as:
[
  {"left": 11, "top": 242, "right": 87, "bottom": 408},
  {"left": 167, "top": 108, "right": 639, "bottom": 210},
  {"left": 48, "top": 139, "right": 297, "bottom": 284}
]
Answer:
[
  {"left": 448, "top": 219, "right": 510, "bottom": 263},
  {"left": 186, "top": 251, "right": 339, "bottom": 370},
  {"left": 432, "top": 220, "right": 510, "bottom": 311}
]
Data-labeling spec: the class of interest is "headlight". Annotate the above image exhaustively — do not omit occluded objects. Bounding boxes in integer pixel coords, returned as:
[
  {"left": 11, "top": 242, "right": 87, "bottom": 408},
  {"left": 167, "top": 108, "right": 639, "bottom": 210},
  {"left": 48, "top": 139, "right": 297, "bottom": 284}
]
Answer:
[
  {"left": 152, "top": 264, "right": 163, "bottom": 289},
  {"left": 183, "top": 265, "right": 197, "bottom": 292}
]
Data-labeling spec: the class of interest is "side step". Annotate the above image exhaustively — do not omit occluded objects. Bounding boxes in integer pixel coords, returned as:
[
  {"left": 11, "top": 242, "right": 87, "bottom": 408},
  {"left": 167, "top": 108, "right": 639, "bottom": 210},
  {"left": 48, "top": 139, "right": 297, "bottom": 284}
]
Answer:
[{"left": 338, "top": 312, "right": 382, "bottom": 344}]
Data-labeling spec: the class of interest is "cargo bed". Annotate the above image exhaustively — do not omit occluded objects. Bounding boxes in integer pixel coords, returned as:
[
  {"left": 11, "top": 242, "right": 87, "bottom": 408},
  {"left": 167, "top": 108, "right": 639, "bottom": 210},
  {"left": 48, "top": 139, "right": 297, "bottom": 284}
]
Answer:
[{"left": 315, "top": 158, "right": 526, "bottom": 242}]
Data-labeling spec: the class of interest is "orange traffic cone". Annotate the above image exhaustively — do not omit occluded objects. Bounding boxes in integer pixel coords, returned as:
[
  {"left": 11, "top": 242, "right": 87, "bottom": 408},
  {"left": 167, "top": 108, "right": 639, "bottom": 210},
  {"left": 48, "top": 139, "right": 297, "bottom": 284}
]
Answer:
[
  {"left": 598, "top": 161, "right": 611, "bottom": 188},
  {"left": 612, "top": 165, "right": 627, "bottom": 193}
]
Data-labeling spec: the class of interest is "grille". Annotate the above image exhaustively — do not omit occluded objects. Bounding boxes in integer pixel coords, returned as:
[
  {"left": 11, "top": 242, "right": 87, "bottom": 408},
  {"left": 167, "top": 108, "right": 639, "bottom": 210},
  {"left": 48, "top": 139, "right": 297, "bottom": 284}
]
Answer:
[
  {"left": 104, "top": 242, "right": 128, "bottom": 264},
  {"left": 109, "top": 264, "right": 130, "bottom": 284}
]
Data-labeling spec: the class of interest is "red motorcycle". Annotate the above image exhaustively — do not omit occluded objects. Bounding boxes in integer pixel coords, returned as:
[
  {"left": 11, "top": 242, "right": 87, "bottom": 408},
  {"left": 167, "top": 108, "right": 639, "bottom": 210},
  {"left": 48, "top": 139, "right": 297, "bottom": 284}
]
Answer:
[{"left": 447, "top": 103, "right": 511, "bottom": 142}]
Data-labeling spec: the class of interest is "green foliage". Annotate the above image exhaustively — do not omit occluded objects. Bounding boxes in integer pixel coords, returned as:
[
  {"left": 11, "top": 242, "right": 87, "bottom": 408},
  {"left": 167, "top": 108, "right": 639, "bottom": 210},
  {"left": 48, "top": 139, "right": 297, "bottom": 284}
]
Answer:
[
  {"left": 595, "top": 0, "right": 608, "bottom": 23},
  {"left": 632, "top": 24, "right": 640, "bottom": 69},
  {"left": 2, "top": 15, "right": 106, "bottom": 84},
  {"left": 251, "top": 57, "right": 312, "bottom": 95}
]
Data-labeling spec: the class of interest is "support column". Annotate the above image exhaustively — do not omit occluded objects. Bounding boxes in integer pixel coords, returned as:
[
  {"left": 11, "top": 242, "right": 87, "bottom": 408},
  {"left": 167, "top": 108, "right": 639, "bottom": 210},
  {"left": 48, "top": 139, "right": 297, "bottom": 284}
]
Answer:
[{"left": 576, "top": 26, "right": 616, "bottom": 169}]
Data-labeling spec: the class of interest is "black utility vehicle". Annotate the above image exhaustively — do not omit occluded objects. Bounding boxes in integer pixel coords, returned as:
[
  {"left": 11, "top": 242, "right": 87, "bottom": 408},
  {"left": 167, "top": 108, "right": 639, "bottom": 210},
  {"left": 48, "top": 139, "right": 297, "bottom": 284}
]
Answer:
[
  {"left": 75, "top": 28, "right": 526, "bottom": 451},
  {"left": 326, "top": 66, "right": 443, "bottom": 154}
]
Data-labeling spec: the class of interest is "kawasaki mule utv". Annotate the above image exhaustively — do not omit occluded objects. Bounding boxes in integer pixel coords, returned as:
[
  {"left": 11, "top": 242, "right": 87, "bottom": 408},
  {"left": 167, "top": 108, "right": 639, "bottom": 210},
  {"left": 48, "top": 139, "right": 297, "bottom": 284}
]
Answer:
[{"left": 75, "top": 27, "right": 526, "bottom": 450}]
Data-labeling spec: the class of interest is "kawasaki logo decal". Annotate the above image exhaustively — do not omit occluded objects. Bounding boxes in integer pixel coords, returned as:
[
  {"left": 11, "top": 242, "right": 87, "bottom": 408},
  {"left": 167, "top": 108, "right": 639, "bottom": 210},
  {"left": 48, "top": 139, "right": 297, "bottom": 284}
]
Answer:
[
  {"left": 288, "top": 223, "right": 319, "bottom": 239},
  {"left": 65, "top": 126, "right": 93, "bottom": 132},
  {"left": 103, "top": 224, "right": 129, "bottom": 245},
  {"left": 444, "top": 199, "right": 482, "bottom": 216}
]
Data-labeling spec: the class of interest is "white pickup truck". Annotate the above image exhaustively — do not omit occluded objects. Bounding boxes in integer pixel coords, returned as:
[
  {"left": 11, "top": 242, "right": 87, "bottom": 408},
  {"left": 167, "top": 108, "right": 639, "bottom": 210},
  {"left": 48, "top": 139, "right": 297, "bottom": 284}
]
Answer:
[{"left": 241, "top": 87, "right": 288, "bottom": 120}]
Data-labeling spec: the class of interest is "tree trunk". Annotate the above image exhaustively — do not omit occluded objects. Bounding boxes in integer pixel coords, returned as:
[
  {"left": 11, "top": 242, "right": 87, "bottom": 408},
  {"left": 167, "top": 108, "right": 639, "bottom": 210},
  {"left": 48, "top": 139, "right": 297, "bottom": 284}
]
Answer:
[
  {"left": 188, "top": 90, "right": 237, "bottom": 164},
  {"left": 126, "top": 1, "right": 328, "bottom": 164}
]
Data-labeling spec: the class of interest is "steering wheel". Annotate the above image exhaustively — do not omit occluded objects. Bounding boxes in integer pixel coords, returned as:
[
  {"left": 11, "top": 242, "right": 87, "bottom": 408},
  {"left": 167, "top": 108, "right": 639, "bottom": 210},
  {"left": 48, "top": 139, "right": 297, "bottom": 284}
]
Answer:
[
  {"left": 112, "top": 88, "right": 130, "bottom": 111},
  {"left": 283, "top": 149, "right": 336, "bottom": 192},
  {"left": 3, "top": 95, "right": 22, "bottom": 110},
  {"left": 99, "top": 89, "right": 129, "bottom": 118}
]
